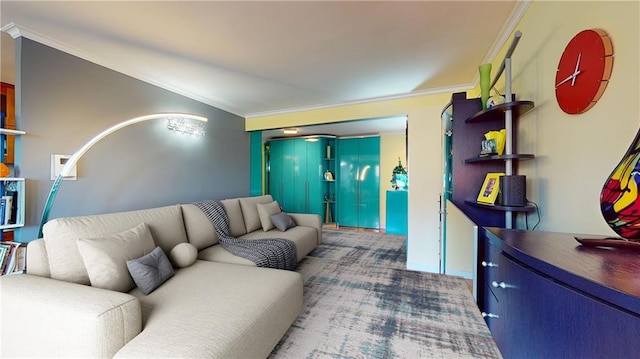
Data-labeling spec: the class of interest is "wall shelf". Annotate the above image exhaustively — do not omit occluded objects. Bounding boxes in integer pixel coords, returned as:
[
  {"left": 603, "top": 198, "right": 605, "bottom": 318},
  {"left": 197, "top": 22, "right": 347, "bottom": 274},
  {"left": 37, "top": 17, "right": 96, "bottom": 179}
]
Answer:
[
  {"left": 465, "top": 101, "right": 534, "bottom": 124},
  {"left": 465, "top": 154, "right": 534, "bottom": 163},
  {"left": 464, "top": 200, "right": 536, "bottom": 213},
  {"left": 0, "top": 128, "right": 26, "bottom": 136}
]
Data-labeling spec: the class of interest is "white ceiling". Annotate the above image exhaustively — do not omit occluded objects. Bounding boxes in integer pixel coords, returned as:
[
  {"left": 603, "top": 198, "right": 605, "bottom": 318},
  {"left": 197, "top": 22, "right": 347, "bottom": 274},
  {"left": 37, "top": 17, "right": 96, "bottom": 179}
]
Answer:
[{"left": 0, "top": 1, "right": 528, "bottom": 131}]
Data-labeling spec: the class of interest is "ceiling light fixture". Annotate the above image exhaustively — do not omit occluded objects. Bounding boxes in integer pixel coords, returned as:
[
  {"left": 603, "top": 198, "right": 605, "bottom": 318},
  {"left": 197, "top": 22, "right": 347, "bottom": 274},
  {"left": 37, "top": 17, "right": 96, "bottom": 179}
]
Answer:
[{"left": 283, "top": 128, "right": 298, "bottom": 134}]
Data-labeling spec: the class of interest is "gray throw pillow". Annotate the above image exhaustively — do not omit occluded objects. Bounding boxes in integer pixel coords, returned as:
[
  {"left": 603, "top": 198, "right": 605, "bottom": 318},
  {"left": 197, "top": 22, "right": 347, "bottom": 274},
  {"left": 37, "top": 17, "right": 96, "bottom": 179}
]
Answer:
[
  {"left": 126, "top": 246, "right": 175, "bottom": 295},
  {"left": 270, "top": 212, "right": 296, "bottom": 232}
]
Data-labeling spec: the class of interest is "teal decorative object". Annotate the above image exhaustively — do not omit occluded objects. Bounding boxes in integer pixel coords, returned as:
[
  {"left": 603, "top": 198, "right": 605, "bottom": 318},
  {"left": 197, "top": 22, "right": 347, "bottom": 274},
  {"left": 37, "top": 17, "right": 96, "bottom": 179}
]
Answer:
[
  {"left": 391, "top": 158, "right": 408, "bottom": 190},
  {"left": 479, "top": 63, "right": 492, "bottom": 110}
]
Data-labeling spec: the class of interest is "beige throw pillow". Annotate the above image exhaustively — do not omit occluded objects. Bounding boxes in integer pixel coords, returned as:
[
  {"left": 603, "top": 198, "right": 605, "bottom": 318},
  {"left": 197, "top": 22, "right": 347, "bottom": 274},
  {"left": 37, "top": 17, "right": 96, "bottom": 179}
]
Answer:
[
  {"left": 239, "top": 195, "right": 274, "bottom": 232},
  {"left": 169, "top": 242, "right": 198, "bottom": 268},
  {"left": 77, "top": 223, "right": 156, "bottom": 292},
  {"left": 257, "top": 201, "right": 282, "bottom": 231}
]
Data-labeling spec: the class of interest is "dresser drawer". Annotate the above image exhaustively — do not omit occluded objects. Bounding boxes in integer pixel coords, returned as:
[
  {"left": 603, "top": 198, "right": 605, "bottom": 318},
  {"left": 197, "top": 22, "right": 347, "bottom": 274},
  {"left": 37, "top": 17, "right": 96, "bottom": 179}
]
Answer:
[{"left": 491, "top": 251, "right": 640, "bottom": 358}]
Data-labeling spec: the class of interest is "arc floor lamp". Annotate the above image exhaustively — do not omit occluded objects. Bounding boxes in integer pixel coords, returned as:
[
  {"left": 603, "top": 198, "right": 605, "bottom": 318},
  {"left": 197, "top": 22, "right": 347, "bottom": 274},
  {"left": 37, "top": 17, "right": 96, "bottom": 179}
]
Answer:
[{"left": 38, "top": 113, "right": 208, "bottom": 237}]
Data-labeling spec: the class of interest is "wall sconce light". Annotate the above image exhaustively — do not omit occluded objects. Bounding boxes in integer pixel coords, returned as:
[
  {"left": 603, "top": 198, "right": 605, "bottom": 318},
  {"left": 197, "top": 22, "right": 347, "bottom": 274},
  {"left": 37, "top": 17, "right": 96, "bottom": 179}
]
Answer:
[
  {"left": 38, "top": 113, "right": 208, "bottom": 237},
  {"left": 167, "top": 117, "right": 206, "bottom": 136}
]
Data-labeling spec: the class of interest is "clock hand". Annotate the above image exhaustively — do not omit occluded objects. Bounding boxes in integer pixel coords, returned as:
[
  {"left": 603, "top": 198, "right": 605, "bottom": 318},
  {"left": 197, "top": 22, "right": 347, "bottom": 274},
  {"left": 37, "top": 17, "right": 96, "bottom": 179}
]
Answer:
[
  {"left": 571, "top": 53, "right": 582, "bottom": 87},
  {"left": 556, "top": 72, "right": 577, "bottom": 88}
]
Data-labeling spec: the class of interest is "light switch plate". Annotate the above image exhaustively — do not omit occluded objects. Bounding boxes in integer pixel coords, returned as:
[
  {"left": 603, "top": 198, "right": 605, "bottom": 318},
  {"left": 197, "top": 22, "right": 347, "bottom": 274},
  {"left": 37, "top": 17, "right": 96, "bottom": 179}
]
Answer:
[{"left": 51, "top": 154, "right": 77, "bottom": 180}]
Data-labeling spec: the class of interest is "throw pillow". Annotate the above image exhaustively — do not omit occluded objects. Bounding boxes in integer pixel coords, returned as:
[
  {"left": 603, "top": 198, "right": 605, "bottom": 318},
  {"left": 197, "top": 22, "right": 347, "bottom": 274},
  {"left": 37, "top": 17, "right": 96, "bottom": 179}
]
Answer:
[
  {"left": 239, "top": 195, "right": 274, "bottom": 232},
  {"left": 169, "top": 242, "right": 198, "bottom": 268},
  {"left": 257, "top": 201, "right": 282, "bottom": 231},
  {"left": 127, "top": 246, "right": 175, "bottom": 295},
  {"left": 270, "top": 212, "right": 296, "bottom": 232},
  {"left": 76, "top": 223, "right": 156, "bottom": 292}
]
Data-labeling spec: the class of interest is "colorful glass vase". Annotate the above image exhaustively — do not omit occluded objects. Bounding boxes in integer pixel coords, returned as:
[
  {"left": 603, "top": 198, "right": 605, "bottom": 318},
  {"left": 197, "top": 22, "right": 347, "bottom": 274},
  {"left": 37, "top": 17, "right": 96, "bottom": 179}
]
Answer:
[
  {"left": 600, "top": 129, "right": 640, "bottom": 239},
  {"left": 479, "top": 63, "right": 492, "bottom": 110}
]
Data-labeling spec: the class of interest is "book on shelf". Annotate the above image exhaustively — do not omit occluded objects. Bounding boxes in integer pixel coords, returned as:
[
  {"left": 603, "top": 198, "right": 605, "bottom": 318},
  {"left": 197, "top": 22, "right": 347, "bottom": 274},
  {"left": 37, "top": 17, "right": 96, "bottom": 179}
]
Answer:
[
  {"left": 2, "top": 194, "right": 13, "bottom": 225},
  {"left": 0, "top": 197, "right": 5, "bottom": 226},
  {"left": 0, "top": 244, "right": 8, "bottom": 272},
  {"left": 0, "top": 241, "right": 23, "bottom": 275},
  {"left": 12, "top": 245, "right": 26, "bottom": 273},
  {"left": 8, "top": 191, "right": 17, "bottom": 225}
]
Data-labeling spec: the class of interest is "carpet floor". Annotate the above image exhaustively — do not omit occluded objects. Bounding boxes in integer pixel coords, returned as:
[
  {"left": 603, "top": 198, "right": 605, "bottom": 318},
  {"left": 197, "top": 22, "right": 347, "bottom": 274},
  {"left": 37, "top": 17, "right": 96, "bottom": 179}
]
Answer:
[{"left": 269, "top": 229, "right": 501, "bottom": 359}]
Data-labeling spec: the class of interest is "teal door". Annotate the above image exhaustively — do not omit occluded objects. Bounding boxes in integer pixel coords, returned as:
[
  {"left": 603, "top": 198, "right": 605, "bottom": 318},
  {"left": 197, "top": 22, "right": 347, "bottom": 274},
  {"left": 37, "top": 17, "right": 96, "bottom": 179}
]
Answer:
[
  {"left": 338, "top": 138, "right": 360, "bottom": 227},
  {"left": 337, "top": 137, "right": 380, "bottom": 228},
  {"left": 268, "top": 139, "right": 296, "bottom": 212},
  {"left": 357, "top": 136, "right": 380, "bottom": 229},
  {"left": 292, "top": 139, "right": 307, "bottom": 213},
  {"left": 305, "top": 138, "right": 325, "bottom": 217},
  {"left": 268, "top": 137, "right": 329, "bottom": 217}
]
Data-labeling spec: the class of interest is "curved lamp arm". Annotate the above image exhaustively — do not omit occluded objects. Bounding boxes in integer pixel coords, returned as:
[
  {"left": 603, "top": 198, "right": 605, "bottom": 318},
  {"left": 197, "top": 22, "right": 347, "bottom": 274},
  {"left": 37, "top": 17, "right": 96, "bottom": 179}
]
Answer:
[{"left": 38, "top": 113, "right": 207, "bottom": 237}]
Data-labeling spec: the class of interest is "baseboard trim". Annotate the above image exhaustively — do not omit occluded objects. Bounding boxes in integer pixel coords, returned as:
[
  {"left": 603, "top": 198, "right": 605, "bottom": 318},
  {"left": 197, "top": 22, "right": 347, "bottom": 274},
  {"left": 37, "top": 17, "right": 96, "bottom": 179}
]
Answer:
[{"left": 406, "top": 262, "right": 440, "bottom": 274}]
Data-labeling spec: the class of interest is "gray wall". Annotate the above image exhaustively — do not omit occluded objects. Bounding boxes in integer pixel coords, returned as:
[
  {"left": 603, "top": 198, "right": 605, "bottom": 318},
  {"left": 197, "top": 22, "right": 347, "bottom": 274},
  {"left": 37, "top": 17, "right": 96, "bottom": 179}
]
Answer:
[{"left": 15, "top": 38, "right": 250, "bottom": 241}]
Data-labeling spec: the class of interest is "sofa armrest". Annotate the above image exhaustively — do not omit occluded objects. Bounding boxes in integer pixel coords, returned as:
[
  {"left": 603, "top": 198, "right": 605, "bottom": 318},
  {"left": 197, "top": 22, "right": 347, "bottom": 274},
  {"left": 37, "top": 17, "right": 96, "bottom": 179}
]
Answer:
[
  {"left": 1, "top": 274, "right": 141, "bottom": 358},
  {"left": 26, "top": 238, "right": 51, "bottom": 277},
  {"left": 288, "top": 213, "right": 322, "bottom": 244}
]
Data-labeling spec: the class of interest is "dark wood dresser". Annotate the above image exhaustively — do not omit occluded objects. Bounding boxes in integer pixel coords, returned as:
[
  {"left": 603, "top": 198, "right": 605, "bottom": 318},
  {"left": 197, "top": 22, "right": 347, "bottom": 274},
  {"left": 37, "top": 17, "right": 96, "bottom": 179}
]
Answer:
[{"left": 478, "top": 227, "right": 640, "bottom": 358}]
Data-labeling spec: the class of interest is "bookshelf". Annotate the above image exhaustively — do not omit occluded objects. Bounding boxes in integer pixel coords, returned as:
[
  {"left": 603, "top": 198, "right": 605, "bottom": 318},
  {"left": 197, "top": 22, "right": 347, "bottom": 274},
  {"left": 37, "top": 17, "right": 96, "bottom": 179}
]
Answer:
[
  {"left": 1, "top": 83, "right": 26, "bottom": 237},
  {"left": 0, "top": 177, "right": 25, "bottom": 230}
]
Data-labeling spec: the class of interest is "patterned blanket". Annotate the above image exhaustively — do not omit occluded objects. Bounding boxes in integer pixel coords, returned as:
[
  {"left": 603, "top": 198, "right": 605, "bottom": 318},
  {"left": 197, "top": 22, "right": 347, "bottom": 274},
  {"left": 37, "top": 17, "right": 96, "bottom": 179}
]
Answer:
[{"left": 192, "top": 200, "right": 297, "bottom": 270}]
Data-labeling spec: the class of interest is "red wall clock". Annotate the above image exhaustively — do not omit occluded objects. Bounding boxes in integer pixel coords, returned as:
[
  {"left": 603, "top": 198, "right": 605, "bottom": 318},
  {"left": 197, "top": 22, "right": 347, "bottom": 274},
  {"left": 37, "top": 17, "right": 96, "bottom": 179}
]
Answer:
[{"left": 555, "top": 28, "right": 614, "bottom": 114}]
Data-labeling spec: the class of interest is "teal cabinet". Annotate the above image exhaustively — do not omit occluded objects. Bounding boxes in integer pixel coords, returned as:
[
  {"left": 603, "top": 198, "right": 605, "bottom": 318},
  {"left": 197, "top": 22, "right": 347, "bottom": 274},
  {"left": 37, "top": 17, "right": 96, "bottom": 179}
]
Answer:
[
  {"left": 337, "top": 137, "right": 380, "bottom": 229},
  {"left": 267, "top": 137, "right": 331, "bottom": 219},
  {"left": 386, "top": 190, "right": 408, "bottom": 235}
]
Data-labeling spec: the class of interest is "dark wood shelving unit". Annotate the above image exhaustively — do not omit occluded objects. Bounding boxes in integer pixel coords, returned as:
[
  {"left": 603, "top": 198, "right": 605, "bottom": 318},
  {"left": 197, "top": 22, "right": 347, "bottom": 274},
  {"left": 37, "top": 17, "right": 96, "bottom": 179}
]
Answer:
[
  {"left": 464, "top": 200, "right": 536, "bottom": 212},
  {"left": 465, "top": 154, "right": 534, "bottom": 163},
  {"left": 465, "top": 100, "right": 534, "bottom": 123},
  {"left": 450, "top": 92, "right": 535, "bottom": 229}
]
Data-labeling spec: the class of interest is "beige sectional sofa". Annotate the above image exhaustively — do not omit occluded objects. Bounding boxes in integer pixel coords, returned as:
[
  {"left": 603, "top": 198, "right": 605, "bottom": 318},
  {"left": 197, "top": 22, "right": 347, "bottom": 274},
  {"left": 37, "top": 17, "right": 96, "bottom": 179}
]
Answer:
[{"left": 0, "top": 195, "right": 322, "bottom": 358}]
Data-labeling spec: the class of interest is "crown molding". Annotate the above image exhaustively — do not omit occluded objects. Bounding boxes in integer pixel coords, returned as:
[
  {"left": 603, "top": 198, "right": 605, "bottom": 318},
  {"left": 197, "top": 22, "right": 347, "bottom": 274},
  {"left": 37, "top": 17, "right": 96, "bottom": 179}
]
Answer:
[
  {"left": 245, "top": 83, "right": 473, "bottom": 119},
  {"left": 1, "top": 22, "right": 23, "bottom": 39},
  {"left": 244, "top": 2, "right": 532, "bottom": 120},
  {"left": 476, "top": 0, "right": 532, "bottom": 85},
  {"left": 1, "top": 22, "right": 245, "bottom": 117},
  {"left": 3, "top": 2, "right": 529, "bottom": 121}
]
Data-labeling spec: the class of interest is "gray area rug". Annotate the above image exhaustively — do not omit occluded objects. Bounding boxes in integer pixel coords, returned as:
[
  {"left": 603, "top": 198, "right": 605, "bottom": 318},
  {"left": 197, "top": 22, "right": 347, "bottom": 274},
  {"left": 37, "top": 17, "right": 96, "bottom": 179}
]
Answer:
[{"left": 269, "top": 229, "right": 501, "bottom": 359}]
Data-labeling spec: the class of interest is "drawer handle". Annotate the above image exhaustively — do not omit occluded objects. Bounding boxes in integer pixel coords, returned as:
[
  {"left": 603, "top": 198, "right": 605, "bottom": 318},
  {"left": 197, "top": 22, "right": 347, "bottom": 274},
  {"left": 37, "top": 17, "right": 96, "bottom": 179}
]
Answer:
[
  {"left": 482, "top": 312, "right": 500, "bottom": 319},
  {"left": 491, "top": 281, "right": 510, "bottom": 289},
  {"left": 481, "top": 261, "right": 499, "bottom": 268}
]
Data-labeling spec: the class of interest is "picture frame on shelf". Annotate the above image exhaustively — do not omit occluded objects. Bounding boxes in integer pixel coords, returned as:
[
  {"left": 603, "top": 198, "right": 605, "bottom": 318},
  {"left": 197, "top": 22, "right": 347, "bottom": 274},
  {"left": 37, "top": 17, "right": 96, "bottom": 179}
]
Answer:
[{"left": 477, "top": 172, "right": 504, "bottom": 204}]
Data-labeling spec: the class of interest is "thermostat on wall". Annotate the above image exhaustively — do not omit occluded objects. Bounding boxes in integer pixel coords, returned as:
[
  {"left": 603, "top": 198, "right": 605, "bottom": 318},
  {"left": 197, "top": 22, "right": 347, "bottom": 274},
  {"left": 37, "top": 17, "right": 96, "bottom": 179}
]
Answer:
[{"left": 51, "top": 154, "right": 77, "bottom": 180}]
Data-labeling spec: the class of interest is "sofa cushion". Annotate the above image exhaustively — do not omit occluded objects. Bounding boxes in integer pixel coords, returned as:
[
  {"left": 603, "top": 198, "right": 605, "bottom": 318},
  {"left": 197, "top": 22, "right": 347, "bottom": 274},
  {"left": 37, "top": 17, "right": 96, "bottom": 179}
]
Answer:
[
  {"left": 240, "top": 226, "right": 318, "bottom": 262},
  {"left": 115, "top": 260, "right": 303, "bottom": 359},
  {"left": 77, "top": 223, "right": 156, "bottom": 292},
  {"left": 180, "top": 204, "right": 218, "bottom": 250},
  {"left": 127, "top": 246, "right": 175, "bottom": 295},
  {"left": 270, "top": 212, "right": 297, "bottom": 232},
  {"left": 197, "top": 245, "right": 256, "bottom": 266},
  {"left": 169, "top": 243, "right": 198, "bottom": 268},
  {"left": 43, "top": 205, "right": 187, "bottom": 285},
  {"left": 257, "top": 201, "right": 281, "bottom": 231},
  {"left": 221, "top": 199, "right": 246, "bottom": 237},
  {"left": 239, "top": 195, "right": 274, "bottom": 233}
]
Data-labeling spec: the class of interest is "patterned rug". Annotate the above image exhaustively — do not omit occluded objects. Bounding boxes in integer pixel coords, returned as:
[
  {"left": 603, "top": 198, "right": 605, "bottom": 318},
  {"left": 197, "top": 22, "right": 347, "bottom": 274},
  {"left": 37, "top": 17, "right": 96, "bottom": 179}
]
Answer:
[{"left": 269, "top": 229, "right": 501, "bottom": 359}]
